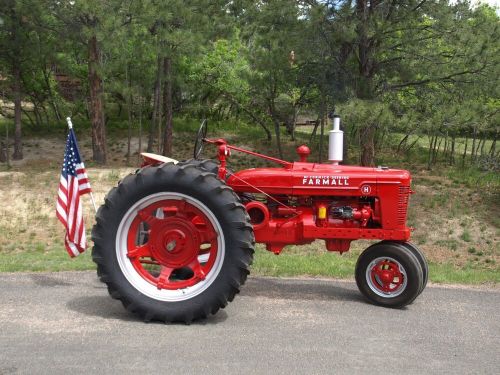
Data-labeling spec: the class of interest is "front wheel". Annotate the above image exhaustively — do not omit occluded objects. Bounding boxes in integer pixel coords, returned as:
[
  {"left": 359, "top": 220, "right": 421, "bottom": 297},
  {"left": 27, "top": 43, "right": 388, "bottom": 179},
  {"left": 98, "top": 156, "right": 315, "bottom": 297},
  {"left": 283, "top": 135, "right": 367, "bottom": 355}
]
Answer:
[
  {"left": 381, "top": 241, "right": 428, "bottom": 296},
  {"left": 400, "top": 242, "right": 428, "bottom": 294},
  {"left": 92, "top": 163, "right": 254, "bottom": 323},
  {"left": 355, "top": 242, "right": 423, "bottom": 308}
]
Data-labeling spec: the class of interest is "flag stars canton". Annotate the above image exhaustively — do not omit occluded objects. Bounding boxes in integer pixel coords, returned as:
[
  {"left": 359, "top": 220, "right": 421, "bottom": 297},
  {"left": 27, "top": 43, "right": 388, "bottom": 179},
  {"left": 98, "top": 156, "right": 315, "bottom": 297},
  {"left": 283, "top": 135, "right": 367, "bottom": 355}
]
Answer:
[{"left": 61, "top": 136, "right": 81, "bottom": 177}]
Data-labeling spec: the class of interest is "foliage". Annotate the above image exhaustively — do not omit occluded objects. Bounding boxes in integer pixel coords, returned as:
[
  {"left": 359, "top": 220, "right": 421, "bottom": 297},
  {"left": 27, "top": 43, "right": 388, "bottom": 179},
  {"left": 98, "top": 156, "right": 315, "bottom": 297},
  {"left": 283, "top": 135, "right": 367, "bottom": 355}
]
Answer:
[{"left": 0, "top": 0, "right": 498, "bottom": 166}]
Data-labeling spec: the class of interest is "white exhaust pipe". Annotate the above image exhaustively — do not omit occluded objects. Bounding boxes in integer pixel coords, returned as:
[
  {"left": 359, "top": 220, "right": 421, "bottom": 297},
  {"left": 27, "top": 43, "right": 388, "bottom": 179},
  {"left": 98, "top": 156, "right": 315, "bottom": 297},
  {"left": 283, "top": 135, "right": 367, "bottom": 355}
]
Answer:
[{"left": 328, "top": 115, "right": 343, "bottom": 165}]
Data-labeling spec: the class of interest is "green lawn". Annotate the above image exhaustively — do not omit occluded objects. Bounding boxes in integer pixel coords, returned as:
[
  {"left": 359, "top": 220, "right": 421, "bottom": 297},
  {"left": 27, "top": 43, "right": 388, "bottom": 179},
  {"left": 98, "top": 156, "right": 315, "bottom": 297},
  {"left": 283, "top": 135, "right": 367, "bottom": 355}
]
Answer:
[{"left": 1, "top": 242, "right": 498, "bottom": 286}]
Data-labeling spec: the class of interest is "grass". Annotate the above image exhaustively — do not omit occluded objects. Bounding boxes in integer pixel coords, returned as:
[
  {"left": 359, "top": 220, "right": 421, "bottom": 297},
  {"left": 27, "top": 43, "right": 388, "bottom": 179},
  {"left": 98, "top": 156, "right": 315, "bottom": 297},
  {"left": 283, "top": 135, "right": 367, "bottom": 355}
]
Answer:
[
  {"left": 0, "top": 244, "right": 95, "bottom": 272},
  {"left": 253, "top": 252, "right": 500, "bottom": 285},
  {"left": 428, "top": 263, "right": 500, "bottom": 284},
  {"left": 1, "top": 243, "right": 498, "bottom": 286},
  {"left": 252, "top": 245, "right": 359, "bottom": 279},
  {"left": 0, "top": 117, "right": 498, "bottom": 286}
]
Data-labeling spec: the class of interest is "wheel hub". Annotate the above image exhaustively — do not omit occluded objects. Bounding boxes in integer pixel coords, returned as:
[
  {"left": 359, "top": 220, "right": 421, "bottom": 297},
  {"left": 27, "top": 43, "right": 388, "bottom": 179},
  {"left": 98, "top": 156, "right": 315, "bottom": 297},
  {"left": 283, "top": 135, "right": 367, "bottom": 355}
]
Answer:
[
  {"left": 149, "top": 218, "right": 200, "bottom": 268},
  {"left": 380, "top": 270, "right": 393, "bottom": 284},
  {"left": 124, "top": 196, "right": 221, "bottom": 294},
  {"left": 366, "top": 257, "right": 407, "bottom": 297}
]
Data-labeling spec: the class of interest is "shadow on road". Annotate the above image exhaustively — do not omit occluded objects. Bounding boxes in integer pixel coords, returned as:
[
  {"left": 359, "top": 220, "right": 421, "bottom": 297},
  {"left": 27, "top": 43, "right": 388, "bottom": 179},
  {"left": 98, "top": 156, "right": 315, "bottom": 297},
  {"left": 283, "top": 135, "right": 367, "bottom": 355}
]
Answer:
[
  {"left": 243, "top": 277, "right": 367, "bottom": 304},
  {"left": 30, "top": 274, "right": 73, "bottom": 287},
  {"left": 66, "top": 277, "right": 369, "bottom": 323},
  {"left": 66, "top": 295, "right": 137, "bottom": 322},
  {"left": 66, "top": 295, "right": 229, "bottom": 325}
]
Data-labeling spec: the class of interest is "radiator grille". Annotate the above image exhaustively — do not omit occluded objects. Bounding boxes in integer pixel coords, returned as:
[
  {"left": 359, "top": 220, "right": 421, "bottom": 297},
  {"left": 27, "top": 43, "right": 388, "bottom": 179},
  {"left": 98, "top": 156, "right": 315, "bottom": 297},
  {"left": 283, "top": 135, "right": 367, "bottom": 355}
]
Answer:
[{"left": 397, "top": 186, "right": 410, "bottom": 225}]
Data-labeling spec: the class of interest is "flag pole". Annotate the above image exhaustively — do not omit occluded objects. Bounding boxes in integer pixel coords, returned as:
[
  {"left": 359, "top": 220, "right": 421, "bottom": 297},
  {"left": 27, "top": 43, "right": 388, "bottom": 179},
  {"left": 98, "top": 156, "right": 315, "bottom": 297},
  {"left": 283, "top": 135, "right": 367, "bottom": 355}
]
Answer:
[
  {"left": 66, "top": 117, "right": 98, "bottom": 214},
  {"left": 89, "top": 192, "right": 98, "bottom": 213}
]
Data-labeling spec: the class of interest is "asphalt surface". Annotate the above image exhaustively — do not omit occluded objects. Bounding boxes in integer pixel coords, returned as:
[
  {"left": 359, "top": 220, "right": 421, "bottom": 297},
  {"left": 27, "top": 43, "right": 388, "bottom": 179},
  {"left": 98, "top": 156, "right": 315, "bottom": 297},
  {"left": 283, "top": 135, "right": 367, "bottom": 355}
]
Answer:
[{"left": 0, "top": 272, "right": 498, "bottom": 375}]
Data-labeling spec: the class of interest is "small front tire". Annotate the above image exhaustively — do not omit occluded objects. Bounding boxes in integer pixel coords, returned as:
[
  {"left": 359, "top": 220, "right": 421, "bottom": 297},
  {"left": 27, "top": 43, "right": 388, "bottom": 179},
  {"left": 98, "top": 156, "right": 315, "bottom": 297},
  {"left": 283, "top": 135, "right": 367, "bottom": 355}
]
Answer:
[
  {"left": 355, "top": 242, "right": 423, "bottom": 308},
  {"left": 400, "top": 242, "right": 428, "bottom": 294}
]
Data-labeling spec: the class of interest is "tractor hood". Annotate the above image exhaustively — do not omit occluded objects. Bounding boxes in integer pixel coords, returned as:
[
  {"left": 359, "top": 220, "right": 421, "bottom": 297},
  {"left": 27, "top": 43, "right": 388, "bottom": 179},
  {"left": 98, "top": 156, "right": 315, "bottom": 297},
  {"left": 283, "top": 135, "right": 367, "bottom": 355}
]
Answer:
[{"left": 227, "top": 162, "right": 411, "bottom": 197}]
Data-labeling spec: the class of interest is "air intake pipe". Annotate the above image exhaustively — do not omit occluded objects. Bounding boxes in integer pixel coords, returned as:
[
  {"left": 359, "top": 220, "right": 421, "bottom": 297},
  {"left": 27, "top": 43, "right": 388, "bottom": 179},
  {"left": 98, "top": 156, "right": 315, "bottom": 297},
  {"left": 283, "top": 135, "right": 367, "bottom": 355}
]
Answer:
[{"left": 328, "top": 115, "right": 343, "bottom": 165}]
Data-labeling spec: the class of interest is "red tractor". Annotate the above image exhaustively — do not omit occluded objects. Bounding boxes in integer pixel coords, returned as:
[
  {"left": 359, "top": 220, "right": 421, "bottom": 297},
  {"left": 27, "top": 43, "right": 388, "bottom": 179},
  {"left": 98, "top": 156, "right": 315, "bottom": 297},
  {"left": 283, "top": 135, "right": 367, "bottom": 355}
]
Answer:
[{"left": 92, "top": 116, "right": 428, "bottom": 322}]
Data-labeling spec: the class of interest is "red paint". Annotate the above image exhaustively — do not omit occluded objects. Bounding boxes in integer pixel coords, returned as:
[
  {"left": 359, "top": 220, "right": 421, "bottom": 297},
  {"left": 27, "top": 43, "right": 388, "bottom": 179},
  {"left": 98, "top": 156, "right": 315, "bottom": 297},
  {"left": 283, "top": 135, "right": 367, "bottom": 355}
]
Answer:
[
  {"left": 126, "top": 199, "right": 218, "bottom": 290},
  {"left": 296, "top": 145, "right": 311, "bottom": 162},
  {"left": 369, "top": 259, "right": 405, "bottom": 294},
  {"left": 205, "top": 138, "right": 292, "bottom": 168},
  {"left": 140, "top": 138, "right": 413, "bottom": 256},
  {"left": 213, "top": 138, "right": 412, "bottom": 254}
]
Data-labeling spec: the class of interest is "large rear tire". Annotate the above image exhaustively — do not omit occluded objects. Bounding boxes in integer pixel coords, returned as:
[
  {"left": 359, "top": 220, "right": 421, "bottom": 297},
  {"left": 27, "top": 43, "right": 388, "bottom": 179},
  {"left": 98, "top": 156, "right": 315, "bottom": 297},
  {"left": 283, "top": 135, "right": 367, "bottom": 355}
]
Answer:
[
  {"left": 92, "top": 163, "right": 254, "bottom": 323},
  {"left": 179, "top": 158, "right": 221, "bottom": 175}
]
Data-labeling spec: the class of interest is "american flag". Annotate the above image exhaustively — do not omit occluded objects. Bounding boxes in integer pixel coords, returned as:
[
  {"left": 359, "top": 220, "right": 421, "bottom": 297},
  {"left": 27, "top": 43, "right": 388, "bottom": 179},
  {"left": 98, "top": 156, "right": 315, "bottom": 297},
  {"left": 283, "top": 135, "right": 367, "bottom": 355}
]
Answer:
[{"left": 56, "top": 128, "right": 92, "bottom": 257}]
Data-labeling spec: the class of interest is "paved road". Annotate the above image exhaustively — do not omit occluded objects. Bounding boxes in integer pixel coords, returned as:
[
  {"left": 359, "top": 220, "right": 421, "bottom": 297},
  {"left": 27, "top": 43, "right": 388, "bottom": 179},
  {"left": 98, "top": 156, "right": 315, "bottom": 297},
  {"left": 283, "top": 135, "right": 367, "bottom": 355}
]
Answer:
[{"left": 0, "top": 272, "right": 498, "bottom": 375}]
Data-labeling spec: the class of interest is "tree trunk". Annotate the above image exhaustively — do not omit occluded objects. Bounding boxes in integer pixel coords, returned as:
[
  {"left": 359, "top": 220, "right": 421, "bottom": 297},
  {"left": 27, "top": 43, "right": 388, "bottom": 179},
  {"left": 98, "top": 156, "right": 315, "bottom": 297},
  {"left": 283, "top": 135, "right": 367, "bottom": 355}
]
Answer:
[
  {"left": 433, "top": 137, "right": 443, "bottom": 165},
  {"left": 443, "top": 132, "right": 448, "bottom": 161},
  {"left": 474, "top": 137, "right": 482, "bottom": 160},
  {"left": 136, "top": 98, "right": 142, "bottom": 164},
  {"left": 41, "top": 104, "right": 50, "bottom": 126},
  {"left": 449, "top": 136, "right": 455, "bottom": 165},
  {"left": 319, "top": 111, "right": 325, "bottom": 163},
  {"left": 88, "top": 35, "right": 107, "bottom": 164},
  {"left": 470, "top": 127, "right": 477, "bottom": 163},
  {"left": 341, "top": 118, "right": 348, "bottom": 164},
  {"left": 360, "top": 124, "right": 375, "bottom": 166},
  {"left": 1, "top": 120, "right": 9, "bottom": 166},
  {"left": 427, "top": 134, "right": 436, "bottom": 170},
  {"left": 42, "top": 69, "right": 61, "bottom": 121},
  {"left": 375, "top": 127, "right": 387, "bottom": 152},
  {"left": 286, "top": 119, "right": 295, "bottom": 141},
  {"left": 397, "top": 133, "right": 410, "bottom": 153},
  {"left": 126, "top": 109, "right": 132, "bottom": 160},
  {"left": 290, "top": 106, "right": 298, "bottom": 142},
  {"left": 406, "top": 136, "right": 421, "bottom": 152},
  {"left": 21, "top": 108, "right": 35, "bottom": 127},
  {"left": 222, "top": 93, "right": 272, "bottom": 141},
  {"left": 309, "top": 112, "right": 321, "bottom": 144},
  {"left": 355, "top": 0, "right": 377, "bottom": 166},
  {"left": 148, "top": 56, "right": 162, "bottom": 153},
  {"left": 349, "top": 126, "right": 358, "bottom": 146},
  {"left": 273, "top": 118, "right": 283, "bottom": 159},
  {"left": 0, "top": 142, "right": 6, "bottom": 163},
  {"left": 162, "top": 57, "right": 173, "bottom": 157},
  {"left": 480, "top": 136, "right": 486, "bottom": 156},
  {"left": 462, "top": 137, "right": 468, "bottom": 167},
  {"left": 12, "top": 64, "right": 23, "bottom": 160},
  {"left": 269, "top": 101, "right": 283, "bottom": 159},
  {"left": 489, "top": 132, "right": 497, "bottom": 157},
  {"left": 126, "top": 65, "right": 132, "bottom": 164},
  {"left": 33, "top": 101, "right": 42, "bottom": 127}
]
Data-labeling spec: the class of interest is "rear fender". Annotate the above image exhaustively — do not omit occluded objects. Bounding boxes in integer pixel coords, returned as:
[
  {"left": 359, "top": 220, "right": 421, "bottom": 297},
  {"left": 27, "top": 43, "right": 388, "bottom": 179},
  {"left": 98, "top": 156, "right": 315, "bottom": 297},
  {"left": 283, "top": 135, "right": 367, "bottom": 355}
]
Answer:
[{"left": 140, "top": 152, "right": 178, "bottom": 167}]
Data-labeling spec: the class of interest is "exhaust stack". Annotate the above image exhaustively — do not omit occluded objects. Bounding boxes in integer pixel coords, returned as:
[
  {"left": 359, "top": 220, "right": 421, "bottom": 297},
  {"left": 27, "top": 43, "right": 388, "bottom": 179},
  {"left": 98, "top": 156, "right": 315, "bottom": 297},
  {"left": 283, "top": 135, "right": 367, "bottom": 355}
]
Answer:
[{"left": 328, "top": 115, "right": 343, "bottom": 165}]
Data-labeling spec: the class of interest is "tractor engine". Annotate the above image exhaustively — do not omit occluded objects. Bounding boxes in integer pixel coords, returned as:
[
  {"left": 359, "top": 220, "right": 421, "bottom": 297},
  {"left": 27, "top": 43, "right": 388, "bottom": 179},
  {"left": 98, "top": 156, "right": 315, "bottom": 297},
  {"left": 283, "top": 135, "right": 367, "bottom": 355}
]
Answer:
[
  {"left": 230, "top": 166, "right": 412, "bottom": 254},
  {"left": 226, "top": 117, "right": 412, "bottom": 255}
]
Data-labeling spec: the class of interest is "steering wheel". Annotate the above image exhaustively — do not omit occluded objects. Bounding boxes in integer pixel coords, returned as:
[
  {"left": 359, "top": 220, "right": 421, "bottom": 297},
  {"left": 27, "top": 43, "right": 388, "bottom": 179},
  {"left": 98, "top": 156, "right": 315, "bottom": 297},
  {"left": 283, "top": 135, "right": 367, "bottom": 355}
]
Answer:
[{"left": 193, "top": 119, "right": 208, "bottom": 159}]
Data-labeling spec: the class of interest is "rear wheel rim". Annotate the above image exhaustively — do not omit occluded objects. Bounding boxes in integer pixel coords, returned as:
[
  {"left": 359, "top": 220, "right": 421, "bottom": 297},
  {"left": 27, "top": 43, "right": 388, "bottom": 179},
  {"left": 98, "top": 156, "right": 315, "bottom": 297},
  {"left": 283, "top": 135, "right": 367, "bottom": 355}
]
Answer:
[
  {"left": 116, "top": 192, "right": 225, "bottom": 302},
  {"left": 366, "top": 256, "right": 407, "bottom": 298}
]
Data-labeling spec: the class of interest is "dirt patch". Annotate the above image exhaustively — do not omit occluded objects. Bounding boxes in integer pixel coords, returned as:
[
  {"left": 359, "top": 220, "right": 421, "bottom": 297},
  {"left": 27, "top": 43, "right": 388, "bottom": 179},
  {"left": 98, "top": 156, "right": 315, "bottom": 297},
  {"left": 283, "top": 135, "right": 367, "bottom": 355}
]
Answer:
[{"left": 410, "top": 176, "right": 499, "bottom": 270}]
